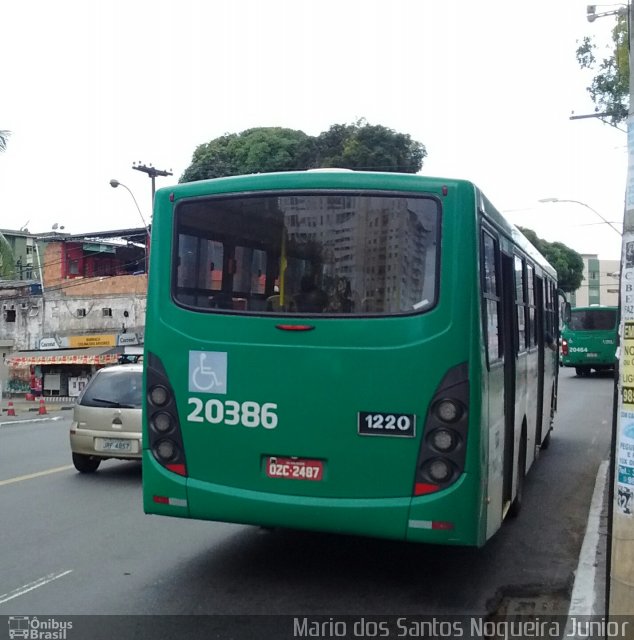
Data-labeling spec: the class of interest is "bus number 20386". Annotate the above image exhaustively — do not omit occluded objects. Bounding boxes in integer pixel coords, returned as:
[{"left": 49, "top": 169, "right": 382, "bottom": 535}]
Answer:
[{"left": 187, "top": 398, "right": 279, "bottom": 429}]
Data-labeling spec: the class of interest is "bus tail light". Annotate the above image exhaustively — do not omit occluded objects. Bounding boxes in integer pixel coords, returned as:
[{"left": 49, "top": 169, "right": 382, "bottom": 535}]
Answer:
[
  {"left": 414, "top": 482, "right": 440, "bottom": 496},
  {"left": 413, "top": 363, "right": 469, "bottom": 496},
  {"left": 561, "top": 339, "right": 568, "bottom": 356},
  {"left": 146, "top": 352, "right": 188, "bottom": 476}
]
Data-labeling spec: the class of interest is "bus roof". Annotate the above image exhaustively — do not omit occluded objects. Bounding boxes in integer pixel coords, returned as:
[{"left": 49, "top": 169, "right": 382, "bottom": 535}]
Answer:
[{"left": 158, "top": 169, "right": 471, "bottom": 198}]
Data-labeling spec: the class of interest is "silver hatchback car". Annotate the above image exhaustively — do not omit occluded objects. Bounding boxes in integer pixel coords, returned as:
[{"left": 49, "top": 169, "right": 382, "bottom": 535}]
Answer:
[{"left": 69, "top": 363, "right": 143, "bottom": 473}]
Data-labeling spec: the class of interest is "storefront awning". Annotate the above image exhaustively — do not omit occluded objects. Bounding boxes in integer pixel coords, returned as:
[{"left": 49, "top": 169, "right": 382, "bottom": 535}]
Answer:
[{"left": 6, "top": 347, "right": 120, "bottom": 366}]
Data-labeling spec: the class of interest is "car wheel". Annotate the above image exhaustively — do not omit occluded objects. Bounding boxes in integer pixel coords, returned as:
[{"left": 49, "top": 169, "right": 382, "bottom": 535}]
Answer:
[{"left": 72, "top": 453, "right": 101, "bottom": 473}]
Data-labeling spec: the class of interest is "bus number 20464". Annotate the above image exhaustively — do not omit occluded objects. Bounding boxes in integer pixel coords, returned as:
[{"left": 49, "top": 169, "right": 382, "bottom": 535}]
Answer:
[{"left": 187, "top": 398, "right": 278, "bottom": 429}]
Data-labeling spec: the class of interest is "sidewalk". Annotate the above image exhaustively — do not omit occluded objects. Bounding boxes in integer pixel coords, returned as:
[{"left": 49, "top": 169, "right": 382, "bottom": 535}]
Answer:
[
  {"left": 567, "top": 460, "right": 609, "bottom": 625},
  {"left": 0, "top": 395, "right": 75, "bottom": 419}
]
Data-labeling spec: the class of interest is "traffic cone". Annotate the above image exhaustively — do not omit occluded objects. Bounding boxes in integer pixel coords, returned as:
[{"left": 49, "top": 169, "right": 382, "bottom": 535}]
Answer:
[
  {"left": 38, "top": 397, "right": 47, "bottom": 415},
  {"left": 7, "top": 401, "right": 16, "bottom": 416}
]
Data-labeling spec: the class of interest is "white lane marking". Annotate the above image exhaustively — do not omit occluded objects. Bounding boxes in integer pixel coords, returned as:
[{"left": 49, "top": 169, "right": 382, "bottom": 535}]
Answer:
[
  {"left": 0, "top": 416, "right": 63, "bottom": 427},
  {"left": 0, "top": 570, "right": 73, "bottom": 604},
  {"left": 0, "top": 465, "right": 74, "bottom": 487}
]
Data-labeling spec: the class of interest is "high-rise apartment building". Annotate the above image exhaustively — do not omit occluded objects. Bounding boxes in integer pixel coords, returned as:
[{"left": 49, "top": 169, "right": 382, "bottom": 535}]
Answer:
[{"left": 570, "top": 254, "right": 620, "bottom": 307}]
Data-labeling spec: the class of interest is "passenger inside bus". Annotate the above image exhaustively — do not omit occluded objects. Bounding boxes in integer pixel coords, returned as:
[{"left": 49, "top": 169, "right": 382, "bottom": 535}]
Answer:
[
  {"left": 326, "top": 276, "right": 354, "bottom": 313},
  {"left": 293, "top": 275, "right": 328, "bottom": 313},
  {"left": 544, "top": 330, "right": 558, "bottom": 352}
]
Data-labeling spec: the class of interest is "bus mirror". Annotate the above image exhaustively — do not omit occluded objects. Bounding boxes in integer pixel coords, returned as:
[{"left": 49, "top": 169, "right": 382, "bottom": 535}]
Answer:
[{"left": 563, "top": 302, "right": 571, "bottom": 324}]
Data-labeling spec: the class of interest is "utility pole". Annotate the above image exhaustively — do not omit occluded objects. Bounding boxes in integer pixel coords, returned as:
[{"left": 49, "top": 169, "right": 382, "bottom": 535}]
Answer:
[
  {"left": 611, "top": 0, "right": 634, "bottom": 617},
  {"left": 131, "top": 162, "right": 173, "bottom": 209}
]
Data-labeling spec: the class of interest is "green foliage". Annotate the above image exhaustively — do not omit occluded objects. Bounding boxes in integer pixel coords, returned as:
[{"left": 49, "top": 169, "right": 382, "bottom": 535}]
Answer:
[
  {"left": 314, "top": 119, "right": 427, "bottom": 172},
  {"left": 517, "top": 226, "right": 584, "bottom": 292},
  {"left": 0, "top": 232, "right": 15, "bottom": 278},
  {"left": 180, "top": 128, "right": 314, "bottom": 183},
  {"left": 576, "top": 15, "right": 629, "bottom": 128},
  {"left": 180, "top": 120, "right": 426, "bottom": 182}
]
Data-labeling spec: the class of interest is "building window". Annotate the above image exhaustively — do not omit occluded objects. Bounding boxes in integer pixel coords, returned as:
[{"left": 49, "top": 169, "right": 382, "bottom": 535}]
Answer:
[
  {"left": 102, "top": 308, "right": 112, "bottom": 317},
  {"left": 68, "top": 260, "right": 79, "bottom": 276},
  {"left": 76, "top": 308, "right": 86, "bottom": 318},
  {"left": 5, "top": 309, "right": 16, "bottom": 322}
]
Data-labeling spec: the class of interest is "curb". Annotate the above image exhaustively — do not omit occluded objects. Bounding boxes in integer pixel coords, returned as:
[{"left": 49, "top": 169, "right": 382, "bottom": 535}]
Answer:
[
  {"left": 1, "top": 405, "right": 74, "bottom": 414},
  {"left": 565, "top": 460, "right": 609, "bottom": 632}
]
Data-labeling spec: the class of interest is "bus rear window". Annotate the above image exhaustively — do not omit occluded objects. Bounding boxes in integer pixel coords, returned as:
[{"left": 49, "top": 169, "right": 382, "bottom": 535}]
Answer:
[
  {"left": 569, "top": 309, "right": 617, "bottom": 331},
  {"left": 173, "top": 192, "right": 440, "bottom": 316}
]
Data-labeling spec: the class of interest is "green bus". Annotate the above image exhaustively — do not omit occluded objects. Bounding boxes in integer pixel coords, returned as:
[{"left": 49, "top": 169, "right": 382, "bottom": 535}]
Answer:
[
  {"left": 142, "top": 170, "right": 559, "bottom": 547},
  {"left": 560, "top": 305, "right": 618, "bottom": 376}
]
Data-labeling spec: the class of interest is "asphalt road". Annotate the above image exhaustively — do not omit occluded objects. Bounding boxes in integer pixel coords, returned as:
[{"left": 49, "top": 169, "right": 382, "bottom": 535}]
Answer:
[{"left": 0, "top": 368, "right": 614, "bottom": 638}]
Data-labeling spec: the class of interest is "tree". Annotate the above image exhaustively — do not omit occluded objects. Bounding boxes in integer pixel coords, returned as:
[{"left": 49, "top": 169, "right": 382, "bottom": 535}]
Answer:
[
  {"left": 518, "top": 226, "right": 585, "bottom": 292},
  {"left": 0, "top": 233, "right": 15, "bottom": 279},
  {"left": 180, "top": 120, "right": 426, "bottom": 182},
  {"left": 313, "top": 119, "right": 427, "bottom": 172},
  {"left": 0, "top": 130, "right": 10, "bottom": 152},
  {"left": 576, "top": 14, "right": 629, "bottom": 128},
  {"left": 180, "top": 128, "right": 314, "bottom": 183}
]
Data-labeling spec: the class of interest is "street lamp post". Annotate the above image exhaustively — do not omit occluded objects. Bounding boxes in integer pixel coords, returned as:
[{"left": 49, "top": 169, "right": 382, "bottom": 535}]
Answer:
[
  {"left": 109, "top": 179, "right": 149, "bottom": 272},
  {"left": 109, "top": 179, "right": 148, "bottom": 228},
  {"left": 538, "top": 197, "right": 623, "bottom": 236},
  {"left": 576, "top": 3, "right": 632, "bottom": 618}
]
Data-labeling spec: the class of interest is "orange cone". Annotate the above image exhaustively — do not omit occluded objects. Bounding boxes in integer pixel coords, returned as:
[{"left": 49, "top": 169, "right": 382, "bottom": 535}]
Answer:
[
  {"left": 7, "top": 401, "right": 16, "bottom": 416},
  {"left": 38, "top": 397, "right": 47, "bottom": 415}
]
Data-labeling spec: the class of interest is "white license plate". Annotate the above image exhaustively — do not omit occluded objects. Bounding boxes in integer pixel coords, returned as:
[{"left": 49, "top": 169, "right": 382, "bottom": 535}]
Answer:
[
  {"left": 97, "top": 438, "right": 133, "bottom": 452},
  {"left": 265, "top": 456, "right": 323, "bottom": 481},
  {"left": 586, "top": 353, "right": 598, "bottom": 358}
]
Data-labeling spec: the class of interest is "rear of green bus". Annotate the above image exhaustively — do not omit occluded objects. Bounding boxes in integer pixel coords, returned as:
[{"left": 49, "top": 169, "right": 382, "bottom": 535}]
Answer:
[
  {"left": 142, "top": 171, "right": 488, "bottom": 546},
  {"left": 561, "top": 305, "right": 618, "bottom": 375}
]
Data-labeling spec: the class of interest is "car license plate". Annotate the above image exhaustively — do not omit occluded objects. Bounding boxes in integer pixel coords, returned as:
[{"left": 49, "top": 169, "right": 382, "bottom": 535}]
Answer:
[
  {"left": 97, "top": 438, "right": 133, "bottom": 452},
  {"left": 265, "top": 456, "right": 323, "bottom": 481},
  {"left": 586, "top": 352, "right": 598, "bottom": 358}
]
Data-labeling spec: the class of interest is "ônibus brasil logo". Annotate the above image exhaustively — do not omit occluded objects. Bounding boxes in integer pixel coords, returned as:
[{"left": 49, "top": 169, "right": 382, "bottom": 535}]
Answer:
[{"left": 8, "top": 617, "right": 72, "bottom": 640}]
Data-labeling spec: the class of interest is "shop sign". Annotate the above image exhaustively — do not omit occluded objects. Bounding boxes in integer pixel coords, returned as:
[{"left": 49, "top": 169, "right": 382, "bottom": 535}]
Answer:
[
  {"left": 69, "top": 334, "right": 116, "bottom": 348},
  {"left": 39, "top": 337, "right": 60, "bottom": 350},
  {"left": 117, "top": 333, "right": 139, "bottom": 346}
]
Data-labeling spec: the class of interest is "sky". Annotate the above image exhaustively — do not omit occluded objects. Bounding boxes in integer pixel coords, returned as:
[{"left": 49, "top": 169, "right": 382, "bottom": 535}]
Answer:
[{"left": 0, "top": 0, "right": 627, "bottom": 260}]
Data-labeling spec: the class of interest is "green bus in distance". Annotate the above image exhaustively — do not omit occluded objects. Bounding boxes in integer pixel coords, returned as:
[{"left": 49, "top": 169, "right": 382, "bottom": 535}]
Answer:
[
  {"left": 142, "top": 170, "right": 559, "bottom": 547},
  {"left": 560, "top": 305, "right": 618, "bottom": 376}
]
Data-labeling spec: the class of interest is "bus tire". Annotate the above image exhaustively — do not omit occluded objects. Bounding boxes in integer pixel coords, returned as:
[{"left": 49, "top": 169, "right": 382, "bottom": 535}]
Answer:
[
  {"left": 575, "top": 367, "right": 585, "bottom": 377},
  {"left": 72, "top": 453, "right": 101, "bottom": 473},
  {"left": 508, "top": 435, "right": 526, "bottom": 518}
]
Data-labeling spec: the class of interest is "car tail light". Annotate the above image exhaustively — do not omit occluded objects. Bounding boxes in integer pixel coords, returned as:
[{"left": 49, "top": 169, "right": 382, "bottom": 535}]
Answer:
[{"left": 561, "top": 339, "right": 568, "bottom": 356}]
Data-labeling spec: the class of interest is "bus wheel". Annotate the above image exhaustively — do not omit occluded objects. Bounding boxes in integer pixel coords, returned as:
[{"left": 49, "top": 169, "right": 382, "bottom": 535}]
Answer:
[
  {"left": 508, "top": 436, "right": 526, "bottom": 518},
  {"left": 575, "top": 367, "right": 586, "bottom": 377},
  {"left": 72, "top": 453, "right": 101, "bottom": 473}
]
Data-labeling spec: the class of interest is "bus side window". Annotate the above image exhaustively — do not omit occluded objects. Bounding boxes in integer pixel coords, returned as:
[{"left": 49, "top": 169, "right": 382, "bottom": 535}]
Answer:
[{"left": 481, "top": 230, "right": 502, "bottom": 364}]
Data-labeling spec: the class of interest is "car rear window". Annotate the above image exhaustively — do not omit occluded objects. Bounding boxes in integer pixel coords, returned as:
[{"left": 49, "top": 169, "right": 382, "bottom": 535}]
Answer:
[{"left": 79, "top": 369, "right": 143, "bottom": 408}]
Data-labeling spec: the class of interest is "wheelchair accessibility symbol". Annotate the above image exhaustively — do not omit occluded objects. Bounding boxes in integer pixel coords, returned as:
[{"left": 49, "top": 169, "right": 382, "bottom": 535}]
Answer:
[{"left": 189, "top": 351, "right": 228, "bottom": 394}]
